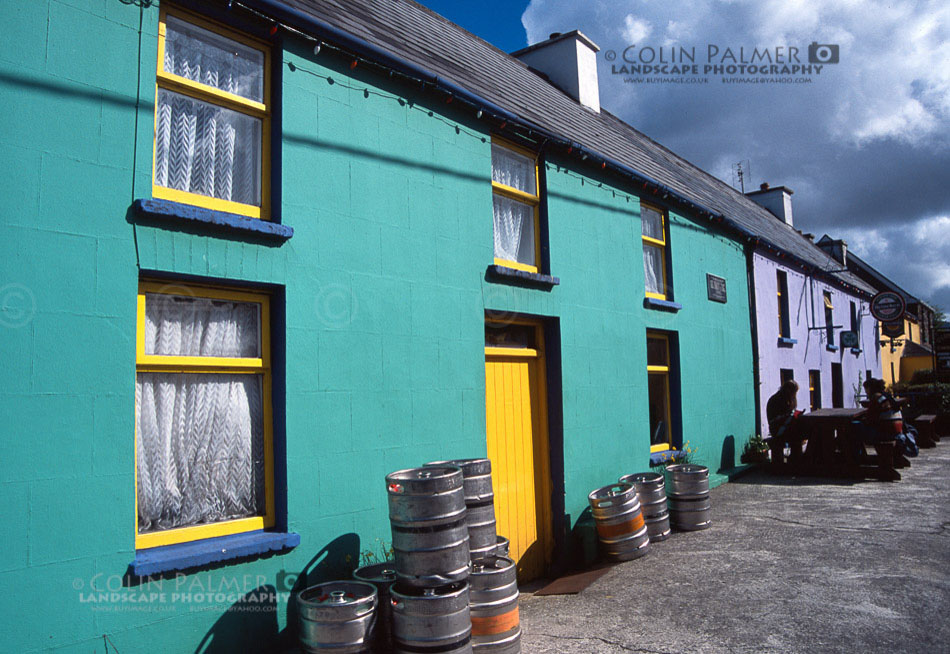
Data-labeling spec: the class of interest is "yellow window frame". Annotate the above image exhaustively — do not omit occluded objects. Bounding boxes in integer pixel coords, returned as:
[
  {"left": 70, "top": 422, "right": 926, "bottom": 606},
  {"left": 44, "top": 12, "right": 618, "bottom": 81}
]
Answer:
[
  {"left": 823, "top": 291, "right": 835, "bottom": 341},
  {"left": 491, "top": 136, "right": 542, "bottom": 273},
  {"left": 153, "top": 5, "right": 272, "bottom": 220},
  {"left": 134, "top": 281, "right": 275, "bottom": 549},
  {"left": 641, "top": 203, "right": 668, "bottom": 300},
  {"left": 646, "top": 332, "right": 673, "bottom": 452}
]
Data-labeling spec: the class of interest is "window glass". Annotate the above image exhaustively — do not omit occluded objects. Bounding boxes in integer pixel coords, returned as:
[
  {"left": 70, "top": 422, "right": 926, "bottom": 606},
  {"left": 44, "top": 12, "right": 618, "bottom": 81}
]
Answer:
[
  {"left": 491, "top": 144, "right": 536, "bottom": 194},
  {"left": 485, "top": 323, "right": 536, "bottom": 349},
  {"left": 809, "top": 370, "right": 821, "bottom": 410},
  {"left": 144, "top": 293, "right": 261, "bottom": 358},
  {"left": 647, "top": 336, "right": 668, "bottom": 367},
  {"left": 492, "top": 195, "right": 536, "bottom": 266},
  {"left": 136, "top": 282, "right": 272, "bottom": 548},
  {"left": 643, "top": 243, "right": 664, "bottom": 295},
  {"left": 136, "top": 372, "right": 265, "bottom": 533},
  {"left": 155, "top": 89, "right": 262, "bottom": 206},
  {"left": 641, "top": 205, "right": 663, "bottom": 241},
  {"left": 824, "top": 292, "right": 834, "bottom": 341},
  {"left": 648, "top": 373, "right": 670, "bottom": 446},
  {"left": 164, "top": 14, "right": 264, "bottom": 102},
  {"left": 777, "top": 270, "right": 790, "bottom": 338}
]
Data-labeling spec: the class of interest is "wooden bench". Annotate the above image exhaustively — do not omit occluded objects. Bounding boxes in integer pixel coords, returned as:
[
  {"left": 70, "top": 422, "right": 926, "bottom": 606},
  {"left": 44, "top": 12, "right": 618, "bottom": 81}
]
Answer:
[
  {"left": 913, "top": 415, "right": 939, "bottom": 448},
  {"left": 768, "top": 408, "right": 901, "bottom": 481}
]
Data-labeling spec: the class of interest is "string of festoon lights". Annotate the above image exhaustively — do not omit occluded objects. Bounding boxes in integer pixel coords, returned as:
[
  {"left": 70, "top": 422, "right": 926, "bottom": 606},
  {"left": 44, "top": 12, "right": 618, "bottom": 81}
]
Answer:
[
  {"left": 224, "top": 1, "right": 701, "bottom": 204},
  {"left": 222, "top": 0, "right": 870, "bottom": 295}
]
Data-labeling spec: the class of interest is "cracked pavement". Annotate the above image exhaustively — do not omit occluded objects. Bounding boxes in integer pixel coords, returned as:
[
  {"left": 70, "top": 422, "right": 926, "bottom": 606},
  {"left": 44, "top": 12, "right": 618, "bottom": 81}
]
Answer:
[{"left": 519, "top": 445, "right": 950, "bottom": 653}]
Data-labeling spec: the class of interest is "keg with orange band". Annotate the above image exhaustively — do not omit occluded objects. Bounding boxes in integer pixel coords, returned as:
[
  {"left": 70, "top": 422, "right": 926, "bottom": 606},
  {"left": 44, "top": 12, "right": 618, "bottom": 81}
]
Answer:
[
  {"left": 471, "top": 605, "right": 520, "bottom": 636},
  {"left": 595, "top": 512, "right": 645, "bottom": 539}
]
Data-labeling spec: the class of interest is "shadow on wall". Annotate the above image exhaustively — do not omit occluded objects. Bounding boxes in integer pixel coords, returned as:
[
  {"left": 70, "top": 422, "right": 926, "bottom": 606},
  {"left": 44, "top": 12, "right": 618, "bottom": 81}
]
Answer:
[
  {"left": 280, "top": 533, "right": 362, "bottom": 650},
  {"left": 718, "top": 435, "right": 736, "bottom": 474},
  {"left": 190, "top": 533, "right": 361, "bottom": 653},
  {"left": 569, "top": 507, "right": 598, "bottom": 571},
  {"left": 194, "top": 585, "right": 278, "bottom": 654}
]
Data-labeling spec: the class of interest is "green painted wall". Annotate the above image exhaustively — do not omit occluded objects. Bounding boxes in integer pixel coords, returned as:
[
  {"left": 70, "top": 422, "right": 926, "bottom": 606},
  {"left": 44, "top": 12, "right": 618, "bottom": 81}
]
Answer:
[
  {"left": 488, "top": 159, "right": 756, "bottom": 527},
  {"left": 0, "top": 1, "right": 754, "bottom": 651}
]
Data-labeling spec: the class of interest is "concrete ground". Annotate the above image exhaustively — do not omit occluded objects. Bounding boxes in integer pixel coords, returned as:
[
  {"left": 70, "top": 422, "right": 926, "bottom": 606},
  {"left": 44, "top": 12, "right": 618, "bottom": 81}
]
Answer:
[{"left": 519, "top": 445, "right": 950, "bottom": 653}]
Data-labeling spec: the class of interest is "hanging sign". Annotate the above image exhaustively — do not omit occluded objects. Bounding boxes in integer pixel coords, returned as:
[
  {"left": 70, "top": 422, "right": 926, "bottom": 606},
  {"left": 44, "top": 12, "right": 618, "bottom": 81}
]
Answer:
[
  {"left": 706, "top": 274, "right": 727, "bottom": 303},
  {"left": 840, "top": 331, "right": 859, "bottom": 348},
  {"left": 882, "top": 320, "right": 904, "bottom": 339},
  {"left": 870, "top": 291, "right": 905, "bottom": 323}
]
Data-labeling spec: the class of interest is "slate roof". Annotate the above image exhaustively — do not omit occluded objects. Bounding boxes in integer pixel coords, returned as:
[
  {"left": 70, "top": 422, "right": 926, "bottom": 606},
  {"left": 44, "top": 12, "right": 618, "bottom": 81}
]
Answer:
[
  {"left": 902, "top": 341, "right": 934, "bottom": 358},
  {"left": 278, "top": 0, "right": 876, "bottom": 295}
]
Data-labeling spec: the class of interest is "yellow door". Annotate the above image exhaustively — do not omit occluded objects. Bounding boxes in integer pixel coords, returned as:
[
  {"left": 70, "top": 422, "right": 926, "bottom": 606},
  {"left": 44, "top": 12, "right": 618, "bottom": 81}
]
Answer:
[{"left": 485, "top": 324, "right": 552, "bottom": 582}]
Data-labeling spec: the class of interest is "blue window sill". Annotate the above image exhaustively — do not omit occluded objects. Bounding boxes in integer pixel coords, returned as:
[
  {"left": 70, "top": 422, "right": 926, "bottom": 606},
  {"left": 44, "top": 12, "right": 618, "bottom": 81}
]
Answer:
[
  {"left": 826, "top": 344, "right": 839, "bottom": 352},
  {"left": 133, "top": 199, "right": 293, "bottom": 242},
  {"left": 777, "top": 337, "right": 798, "bottom": 347},
  {"left": 486, "top": 265, "right": 559, "bottom": 288},
  {"left": 131, "top": 531, "right": 299, "bottom": 577},
  {"left": 851, "top": 347, "right": 863, "bottom": 354},
  {"left": 644, "top": 298, "right": 682, "bottom": 313},
  {"left": 650, "top": 449, "right": 687, "bottom": 465}
]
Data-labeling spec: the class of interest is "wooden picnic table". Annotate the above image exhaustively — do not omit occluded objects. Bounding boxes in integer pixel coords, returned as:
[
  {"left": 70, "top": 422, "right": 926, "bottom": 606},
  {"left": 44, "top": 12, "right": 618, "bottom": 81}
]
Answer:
[
  {"left": 773, "top": 407, "right": 901, "bottom": 481},
  {"left": 799, "top": 407, "right": 866, "bottom": 464}
]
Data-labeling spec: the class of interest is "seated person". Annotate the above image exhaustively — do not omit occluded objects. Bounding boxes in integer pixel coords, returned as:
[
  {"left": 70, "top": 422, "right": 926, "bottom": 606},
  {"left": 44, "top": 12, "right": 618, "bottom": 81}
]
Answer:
[
  {"left": 766, "top": 380, "right": 804, "bottom": 463},
  {"left": 860, "top": 377, "right": 903, "bottom": 442},
  {"left": 857, "top": 377, "right": 902, "bottom": 479}
]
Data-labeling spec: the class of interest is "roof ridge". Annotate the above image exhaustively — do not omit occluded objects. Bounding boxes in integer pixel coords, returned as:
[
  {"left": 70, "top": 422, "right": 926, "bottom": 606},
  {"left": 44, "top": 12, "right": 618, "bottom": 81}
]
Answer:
[
  {"left": 595, "top": 110, "right": 855, "bottom": 273},
  {"left": 279, "top": 0, "right": 877, "bottom": 295}
]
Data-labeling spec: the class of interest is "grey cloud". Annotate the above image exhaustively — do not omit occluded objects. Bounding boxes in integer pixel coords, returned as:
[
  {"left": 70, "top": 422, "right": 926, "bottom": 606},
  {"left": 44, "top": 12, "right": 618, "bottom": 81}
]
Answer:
[{"left": 522, "top": 0, "right": 950, "bottom": 309}]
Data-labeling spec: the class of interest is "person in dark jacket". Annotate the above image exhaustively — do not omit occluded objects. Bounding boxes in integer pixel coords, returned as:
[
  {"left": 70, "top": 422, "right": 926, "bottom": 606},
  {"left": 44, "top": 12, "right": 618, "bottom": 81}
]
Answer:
[
  {"left": 857, "top": 377, "right": 903, "bottom": 480},
  {"left": 766, "top": 379, "right": 804, "bottom": 464},
  {"left": 862, "top": 377, "right": 903, "bottom": 440}
]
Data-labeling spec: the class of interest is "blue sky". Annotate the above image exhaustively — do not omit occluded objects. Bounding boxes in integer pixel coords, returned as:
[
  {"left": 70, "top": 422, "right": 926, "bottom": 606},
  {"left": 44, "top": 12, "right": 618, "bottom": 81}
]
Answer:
[
  {"left": 416, "top": 0, "right": 950, "bottom": 313},
  {"left": 415, "top": 1, "right": 531, "bottom": 53}
]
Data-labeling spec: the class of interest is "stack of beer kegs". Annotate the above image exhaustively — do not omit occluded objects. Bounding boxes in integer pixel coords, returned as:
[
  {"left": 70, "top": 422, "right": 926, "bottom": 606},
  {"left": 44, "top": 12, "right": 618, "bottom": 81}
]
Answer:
[
  {"left": 426, "top": 459, "right": 521, "bottom": 654},
  {"left": 386, "top": 465, "right": 474, "bottom": 654}
]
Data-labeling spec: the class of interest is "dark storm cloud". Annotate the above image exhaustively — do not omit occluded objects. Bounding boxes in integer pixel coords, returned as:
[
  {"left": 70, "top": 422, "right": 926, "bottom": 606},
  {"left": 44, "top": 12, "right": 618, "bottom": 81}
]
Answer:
[{"left": 522, "top": 0, "right": 950, "bottom": 308}]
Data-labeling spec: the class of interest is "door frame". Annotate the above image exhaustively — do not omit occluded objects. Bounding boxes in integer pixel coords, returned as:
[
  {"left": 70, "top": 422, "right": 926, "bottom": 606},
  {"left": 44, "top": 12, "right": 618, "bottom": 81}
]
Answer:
[{"left": 484, "top": 313, "right": 563, "bottom": 578}]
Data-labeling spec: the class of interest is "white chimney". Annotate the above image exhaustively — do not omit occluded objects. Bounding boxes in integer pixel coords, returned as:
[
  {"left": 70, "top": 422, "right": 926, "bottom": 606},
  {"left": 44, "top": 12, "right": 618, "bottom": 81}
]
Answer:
[
  {"left": 816, "top": 235, "right": 849, "bottom": 267},
  {"left": 746, "top": 182, "right": 794, "bottom": 227},
  {"left": 513, "top": 31, "right": 601, "bottom": 113}
]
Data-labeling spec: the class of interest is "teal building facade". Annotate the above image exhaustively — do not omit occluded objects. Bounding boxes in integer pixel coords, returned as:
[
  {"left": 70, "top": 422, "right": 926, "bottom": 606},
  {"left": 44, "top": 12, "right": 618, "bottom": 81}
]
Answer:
[{"left": 0, "top": 1, "right": 756, "bottom": 650}]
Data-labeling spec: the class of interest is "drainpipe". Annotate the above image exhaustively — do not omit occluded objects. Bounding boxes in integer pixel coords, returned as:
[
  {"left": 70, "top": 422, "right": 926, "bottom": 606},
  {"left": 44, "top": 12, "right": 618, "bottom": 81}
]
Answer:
[{"left": 745, "top": 243, "right": 762, "bottom": 437}]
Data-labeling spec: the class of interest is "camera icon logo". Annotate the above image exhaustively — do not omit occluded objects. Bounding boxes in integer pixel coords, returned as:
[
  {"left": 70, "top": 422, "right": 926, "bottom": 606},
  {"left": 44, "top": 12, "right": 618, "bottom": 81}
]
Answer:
[
  {"left": 276, "top": 570, "right": 300, "bottom": 591},
  {"left": 808, "top": 42, "right": 839, "bottom": 64}
]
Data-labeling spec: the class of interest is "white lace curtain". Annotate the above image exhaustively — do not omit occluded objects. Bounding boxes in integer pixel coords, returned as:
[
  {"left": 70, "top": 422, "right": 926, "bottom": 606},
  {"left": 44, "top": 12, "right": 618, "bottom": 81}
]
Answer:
[
  {"left": 643, "top": 243, "right": 664, "bottom": 295},
  {"left": 493, "top": 195, "right": 536, "bottom": 265},
  {"left": 491, "top": 144, "right": 535, "bottom": 193},
  {"left": 154, "top": 15, "right": 263, "bottom": 207},
  {"left": 491, "top": 144, "right": 537, "bottom": 266},
  {"left": 136, "top": 295, "right": 265, "bottom": 534},
  {"left": 144, "top": 293, "right": 260, "bottom": 358},
  {"left": 641, "top": 205, "right": 666, "bottom": 295},
  {"left": 163, "top": 15, "right": 264, "bottom": 102}
]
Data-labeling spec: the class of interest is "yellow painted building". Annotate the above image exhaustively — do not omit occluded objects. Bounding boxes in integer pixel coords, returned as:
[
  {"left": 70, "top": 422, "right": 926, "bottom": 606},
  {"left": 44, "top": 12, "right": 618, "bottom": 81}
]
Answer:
[{"left": 881, "top": 316, "right": 935, "bottom": 386}]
